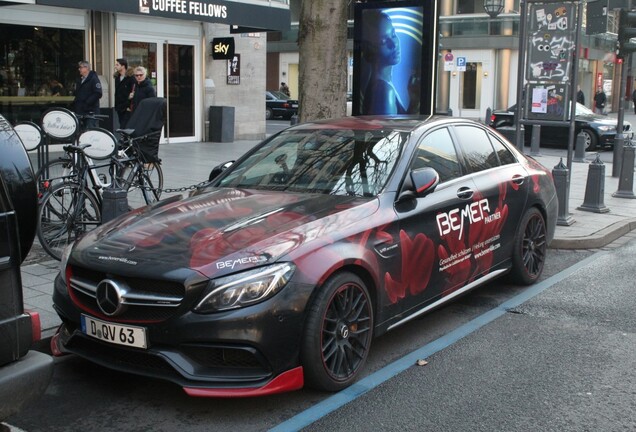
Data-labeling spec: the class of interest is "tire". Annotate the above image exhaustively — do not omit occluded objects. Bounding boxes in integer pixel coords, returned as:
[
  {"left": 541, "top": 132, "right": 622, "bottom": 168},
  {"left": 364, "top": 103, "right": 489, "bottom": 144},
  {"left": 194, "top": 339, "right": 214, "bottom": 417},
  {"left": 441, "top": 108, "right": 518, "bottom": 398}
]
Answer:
[
  {"left": 266, "top": 108, "right": 274, "bottom": 120},
  {"left": 508, "top": 207, "right": 547, "bottom": 285},
  {"left": 37, "top": 182, "right": 101, "bottom": 260},
  {"left": 120, "top": 162, "right": 164, "bottom": 209},
  {"left": 580, "top": 129, "right": 597, "bottom": 151},
  {"left": 301, "top": 272, "right": 373, "bottom": 392},
  {"left": 35, "top": 158, "right": 76, "bottom": 195}
]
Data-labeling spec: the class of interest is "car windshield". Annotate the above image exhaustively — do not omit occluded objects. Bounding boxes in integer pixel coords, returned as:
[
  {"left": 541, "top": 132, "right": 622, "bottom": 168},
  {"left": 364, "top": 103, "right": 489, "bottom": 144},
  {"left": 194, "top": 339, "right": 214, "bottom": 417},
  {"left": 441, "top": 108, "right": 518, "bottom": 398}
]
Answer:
[
  {"left": 270, "top": 91, "right": 290, "bottom": 99},
  {"left": 216, "top": 127, "right": 407, "bottom": 197},
  {"left": 575, "top": 102, "right": 594, "bottom": 116}
]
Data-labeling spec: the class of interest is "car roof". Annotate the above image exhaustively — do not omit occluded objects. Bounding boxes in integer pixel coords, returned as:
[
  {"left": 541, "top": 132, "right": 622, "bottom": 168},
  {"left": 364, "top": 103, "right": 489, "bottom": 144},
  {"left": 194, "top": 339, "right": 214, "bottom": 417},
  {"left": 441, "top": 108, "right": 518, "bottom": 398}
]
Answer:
[{"left": 286, "top": 115, "right": 480, "bottom": 133}]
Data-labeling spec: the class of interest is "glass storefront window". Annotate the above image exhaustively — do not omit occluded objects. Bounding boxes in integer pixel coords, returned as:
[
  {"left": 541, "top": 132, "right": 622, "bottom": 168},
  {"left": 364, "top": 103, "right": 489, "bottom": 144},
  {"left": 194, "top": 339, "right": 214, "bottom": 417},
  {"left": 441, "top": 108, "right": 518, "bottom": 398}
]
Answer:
[{"left": 0, "top": 24, "right": 84, "bottom": 123}]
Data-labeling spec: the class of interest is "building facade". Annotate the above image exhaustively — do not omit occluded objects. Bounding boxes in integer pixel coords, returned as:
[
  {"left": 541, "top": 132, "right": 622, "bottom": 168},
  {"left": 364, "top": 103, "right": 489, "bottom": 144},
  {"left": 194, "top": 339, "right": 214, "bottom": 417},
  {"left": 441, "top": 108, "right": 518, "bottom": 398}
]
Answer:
[{"left": 0, "top": 0, "right": 290, "bottom": 142}]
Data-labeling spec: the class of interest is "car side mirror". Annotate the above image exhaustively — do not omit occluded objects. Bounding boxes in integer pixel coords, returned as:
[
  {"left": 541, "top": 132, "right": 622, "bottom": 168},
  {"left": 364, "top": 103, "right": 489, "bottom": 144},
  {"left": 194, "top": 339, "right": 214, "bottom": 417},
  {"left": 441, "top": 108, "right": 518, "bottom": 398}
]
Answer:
[
  {"left": 410, "top": 167, "right": 439, "bottom": 198},
  {"left": 208, "top": 161, "right": 234, "bottom": 182}
]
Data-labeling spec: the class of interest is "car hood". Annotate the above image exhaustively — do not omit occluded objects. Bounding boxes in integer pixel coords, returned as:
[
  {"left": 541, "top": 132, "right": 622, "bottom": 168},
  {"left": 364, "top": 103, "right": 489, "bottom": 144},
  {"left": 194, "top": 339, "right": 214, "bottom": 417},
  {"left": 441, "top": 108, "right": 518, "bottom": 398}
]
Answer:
[
  {"left": 71, "top": 188, "right": 377, "bottom": 278},
  {"left": 578, "top": 114, "right": 630, "bottom": 127}
]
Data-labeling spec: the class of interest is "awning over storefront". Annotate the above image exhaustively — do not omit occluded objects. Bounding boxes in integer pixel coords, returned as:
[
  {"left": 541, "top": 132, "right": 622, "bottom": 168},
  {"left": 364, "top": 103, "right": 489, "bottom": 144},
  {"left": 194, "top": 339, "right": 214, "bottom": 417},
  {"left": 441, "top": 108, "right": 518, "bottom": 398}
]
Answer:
[{"left": 35, "top": 0, "right": 290, "bottom": 31}]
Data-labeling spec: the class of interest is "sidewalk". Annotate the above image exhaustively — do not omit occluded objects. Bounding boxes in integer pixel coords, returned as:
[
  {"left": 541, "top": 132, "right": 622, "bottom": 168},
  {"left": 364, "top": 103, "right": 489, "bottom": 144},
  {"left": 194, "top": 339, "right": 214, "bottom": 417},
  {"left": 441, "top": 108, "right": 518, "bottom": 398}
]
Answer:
[{"left": 21, "top": 126, "right": 636, "bottom": 338}]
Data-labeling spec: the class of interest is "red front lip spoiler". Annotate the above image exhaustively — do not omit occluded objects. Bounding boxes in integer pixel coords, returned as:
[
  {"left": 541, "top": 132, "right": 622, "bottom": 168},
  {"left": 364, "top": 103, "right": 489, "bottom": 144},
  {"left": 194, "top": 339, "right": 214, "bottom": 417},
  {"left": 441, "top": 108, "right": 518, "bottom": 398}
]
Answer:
[{"left": 183, "top": 366, "right": 304, "bottom": 398}]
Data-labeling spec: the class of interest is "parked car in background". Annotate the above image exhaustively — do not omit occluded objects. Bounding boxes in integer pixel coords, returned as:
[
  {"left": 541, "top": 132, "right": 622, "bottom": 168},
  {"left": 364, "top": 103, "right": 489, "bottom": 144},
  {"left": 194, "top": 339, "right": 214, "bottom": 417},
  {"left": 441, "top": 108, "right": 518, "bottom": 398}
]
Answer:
[
  {"left": 488, "top": 102, "right": 633, "bottom": 151},
  {"left": 51, "top": 116, "right": 557, "bottom": 396},
  {"left": 266, "top": 90, "right": 299, "bottom": 120},
  {"left": 0, "top": 114, "right": 53, "bottom": 420}
]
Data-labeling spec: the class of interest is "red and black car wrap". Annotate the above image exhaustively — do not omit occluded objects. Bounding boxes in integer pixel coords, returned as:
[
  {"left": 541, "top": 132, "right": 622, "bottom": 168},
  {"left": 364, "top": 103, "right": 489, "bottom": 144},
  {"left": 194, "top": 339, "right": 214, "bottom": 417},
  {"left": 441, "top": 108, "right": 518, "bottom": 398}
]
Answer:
[{"left": 51, "top": 116, "right": 557, "bottom": 396}]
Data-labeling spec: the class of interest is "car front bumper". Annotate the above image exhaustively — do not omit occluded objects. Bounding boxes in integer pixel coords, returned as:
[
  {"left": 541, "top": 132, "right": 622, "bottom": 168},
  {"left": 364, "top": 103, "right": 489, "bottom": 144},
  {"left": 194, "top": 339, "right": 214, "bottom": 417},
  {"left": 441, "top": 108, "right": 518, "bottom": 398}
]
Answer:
[{"left": 51, "top": 273, "right": 314, "bottom": 396}]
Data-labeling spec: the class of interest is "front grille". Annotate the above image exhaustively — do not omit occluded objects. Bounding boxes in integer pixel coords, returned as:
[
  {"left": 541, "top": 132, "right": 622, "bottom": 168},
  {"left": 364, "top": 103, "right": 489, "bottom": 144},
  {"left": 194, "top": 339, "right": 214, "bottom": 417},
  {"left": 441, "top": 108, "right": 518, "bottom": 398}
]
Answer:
[
  {"left": 69, "top": 334, "right": 176, "bottom": 375},
  {"left": 66, "top": 332, "right": 272, "bottom": 385},
  {"left": 69, "top": 265, "right": 187, "bottom": 322}
]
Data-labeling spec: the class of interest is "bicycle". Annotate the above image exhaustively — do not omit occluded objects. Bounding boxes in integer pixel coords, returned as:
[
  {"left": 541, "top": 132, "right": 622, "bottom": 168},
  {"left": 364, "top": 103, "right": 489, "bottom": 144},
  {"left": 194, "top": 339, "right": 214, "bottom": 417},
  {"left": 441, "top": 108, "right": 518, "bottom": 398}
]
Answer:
[
  {"left": 35, "top": 112, "right": 116, "bottom": 195},
  {"left": 37, "top": 132, "right": 163, "bottom": 260}
]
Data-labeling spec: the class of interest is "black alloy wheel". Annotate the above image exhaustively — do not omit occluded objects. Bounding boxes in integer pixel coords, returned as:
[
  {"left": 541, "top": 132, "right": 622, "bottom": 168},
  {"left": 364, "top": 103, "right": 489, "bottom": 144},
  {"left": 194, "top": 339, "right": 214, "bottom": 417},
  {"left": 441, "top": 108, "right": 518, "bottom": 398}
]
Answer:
[
  {"left": 509, "top": 207, "right": 547, "bottom": 285},
  {"left": 301, "top": 272, "right": 373, "bottom": 392}
]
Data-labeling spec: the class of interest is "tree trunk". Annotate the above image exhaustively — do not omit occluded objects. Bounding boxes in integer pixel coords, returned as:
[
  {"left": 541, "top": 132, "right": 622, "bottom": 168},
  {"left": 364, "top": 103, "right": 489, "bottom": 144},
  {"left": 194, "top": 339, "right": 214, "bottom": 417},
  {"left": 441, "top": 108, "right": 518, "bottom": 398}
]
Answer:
[{"left": 298, "top": 0, "right": 348, "bottom": 122}]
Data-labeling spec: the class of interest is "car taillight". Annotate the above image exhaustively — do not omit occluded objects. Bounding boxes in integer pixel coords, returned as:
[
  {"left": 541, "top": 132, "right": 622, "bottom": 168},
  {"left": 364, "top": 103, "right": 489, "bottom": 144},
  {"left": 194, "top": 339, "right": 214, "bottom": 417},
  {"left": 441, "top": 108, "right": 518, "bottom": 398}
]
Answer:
[
  {"left": 282, "top": 103, "right": 290, "bottom": 108},
  {"left": 490, "top": 114, "right": 496, "bottom": 123},
  {"left": 25, "top": 309, "right": 42, "bottom": 342}
]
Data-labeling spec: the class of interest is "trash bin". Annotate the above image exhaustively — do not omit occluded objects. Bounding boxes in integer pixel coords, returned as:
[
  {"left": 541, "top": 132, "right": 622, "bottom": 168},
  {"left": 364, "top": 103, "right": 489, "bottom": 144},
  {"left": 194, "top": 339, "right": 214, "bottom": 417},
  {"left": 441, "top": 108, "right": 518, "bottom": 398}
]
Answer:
[{"left": 208, "top": 106, "right": 234, "bottom": 142}]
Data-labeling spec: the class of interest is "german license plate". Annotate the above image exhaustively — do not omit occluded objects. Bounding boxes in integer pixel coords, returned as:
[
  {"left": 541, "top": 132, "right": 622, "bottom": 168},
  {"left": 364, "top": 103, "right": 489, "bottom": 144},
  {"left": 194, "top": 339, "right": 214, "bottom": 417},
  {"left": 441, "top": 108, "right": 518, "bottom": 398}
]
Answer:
[
  {"left": 81, "top": 314, "right": 147, "bottom": 349},
  {"left": 292, "top": 104, "right": 298, "bottom": 108}
]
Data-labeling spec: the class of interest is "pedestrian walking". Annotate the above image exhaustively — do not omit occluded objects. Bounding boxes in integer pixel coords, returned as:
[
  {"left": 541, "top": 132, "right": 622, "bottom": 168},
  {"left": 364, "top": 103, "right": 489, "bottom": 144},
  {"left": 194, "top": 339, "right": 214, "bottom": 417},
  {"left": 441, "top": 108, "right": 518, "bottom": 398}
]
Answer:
[
  {"left": 576, "top": 85, "right": 584, "bottom": 105},
  {"left": 593, "top": 87, "right": 606, "bottom": 115},
  {"left": 128, "top": 66, "right": 156, "bottom": 115},
  {"left": 114, "top": 58, "right": 134, "bottom": 128},
  {"left": 632, "top": 88, "right": 636, "bottom": 115},
  {"left": 279, "top": 82, "right": 290, "bottom": 97},
  {"left": 72, "top": 60, "right": 102, "bottom": 128}
]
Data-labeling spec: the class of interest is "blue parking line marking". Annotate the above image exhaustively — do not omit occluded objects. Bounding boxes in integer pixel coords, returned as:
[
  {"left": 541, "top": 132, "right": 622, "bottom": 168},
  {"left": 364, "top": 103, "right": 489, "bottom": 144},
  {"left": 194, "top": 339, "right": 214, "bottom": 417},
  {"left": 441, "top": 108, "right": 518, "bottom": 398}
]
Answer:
[{"left": 270, "top": 250, "right": 607, "bottom": 432}]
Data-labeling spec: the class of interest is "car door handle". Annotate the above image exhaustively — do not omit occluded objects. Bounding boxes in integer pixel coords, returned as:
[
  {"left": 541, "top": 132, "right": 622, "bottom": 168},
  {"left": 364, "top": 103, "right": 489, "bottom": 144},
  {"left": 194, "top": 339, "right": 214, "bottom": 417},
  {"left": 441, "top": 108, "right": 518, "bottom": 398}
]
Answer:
[
  {"left": 456, "top": 186, "right": 474, "bottom": 200},
  {"left": 511, "top": 174, "right": 525, "bottom": 186}
]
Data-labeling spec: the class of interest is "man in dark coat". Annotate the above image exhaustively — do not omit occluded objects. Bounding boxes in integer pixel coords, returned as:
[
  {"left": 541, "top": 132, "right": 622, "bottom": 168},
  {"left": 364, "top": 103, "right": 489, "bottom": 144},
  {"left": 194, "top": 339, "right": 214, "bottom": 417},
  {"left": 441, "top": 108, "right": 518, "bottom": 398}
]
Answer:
[
  {"left": 128, "top": 66, "right": 156, "bottom": 115},
  {"left": 72, "top": 60, "right": 103, "bottom": 128},
  {"left": 593, "top": 87, "right": 606, "bottom": 115},
  {"left": 114, "top": 57, "right": 134, "bottom": 128}
]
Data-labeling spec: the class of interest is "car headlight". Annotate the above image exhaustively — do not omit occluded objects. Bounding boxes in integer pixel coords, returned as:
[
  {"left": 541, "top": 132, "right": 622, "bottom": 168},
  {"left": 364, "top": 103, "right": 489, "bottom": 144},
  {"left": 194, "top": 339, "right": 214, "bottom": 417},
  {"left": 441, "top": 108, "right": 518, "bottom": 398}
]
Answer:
[
  {"left": 195, "top": 263, "right": 295, "bottom": 313},
  {"left": 597, "top": 125, "right": 615, "bottom": 132}
]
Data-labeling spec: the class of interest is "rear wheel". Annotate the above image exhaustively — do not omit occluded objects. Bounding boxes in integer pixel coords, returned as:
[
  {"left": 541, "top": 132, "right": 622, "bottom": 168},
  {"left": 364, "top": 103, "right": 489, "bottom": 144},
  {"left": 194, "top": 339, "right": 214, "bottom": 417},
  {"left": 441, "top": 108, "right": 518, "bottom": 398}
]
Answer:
[
  {"left": 509, "top": 207, "right": 547, "bottom": 285},
  {"left": 266, "top": 108, "right": 274, "bottom": 120},
  {"left": 35, "top": 158, "right": 75, "bottom": 195},
  {"left": 37, "top": 182, "right": 101, "bottom": 260},
  {"left": 301, "top": 272, "right": 373, "bottom": 392}
]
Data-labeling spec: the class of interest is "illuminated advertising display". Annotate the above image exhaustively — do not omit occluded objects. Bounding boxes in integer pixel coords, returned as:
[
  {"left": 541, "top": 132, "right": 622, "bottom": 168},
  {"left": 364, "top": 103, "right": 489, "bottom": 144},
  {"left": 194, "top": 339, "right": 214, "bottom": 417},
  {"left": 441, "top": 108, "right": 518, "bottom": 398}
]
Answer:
[{"left": 353, "top": 0, "right": 438, "bottom": 116}]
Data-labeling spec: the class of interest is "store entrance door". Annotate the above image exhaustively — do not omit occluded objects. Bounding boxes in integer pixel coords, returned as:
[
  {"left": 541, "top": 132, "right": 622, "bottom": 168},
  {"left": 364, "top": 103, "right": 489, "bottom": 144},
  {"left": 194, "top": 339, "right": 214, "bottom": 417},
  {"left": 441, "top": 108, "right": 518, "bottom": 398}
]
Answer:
[{"left": 119, "top": 37, "right": 200, "bottom": 143}]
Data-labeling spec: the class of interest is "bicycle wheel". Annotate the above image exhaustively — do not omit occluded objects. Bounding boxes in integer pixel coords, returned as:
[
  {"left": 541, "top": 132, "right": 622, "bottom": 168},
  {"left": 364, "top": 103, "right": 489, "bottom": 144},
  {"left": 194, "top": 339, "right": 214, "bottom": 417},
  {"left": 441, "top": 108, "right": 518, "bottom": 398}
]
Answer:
[
  {"left": 124, "top": 161, "right": 164, "bottom": 208},
  {"left": 35, "top": 157, "right": 76, "bottom": 195},
  {"left": 37, "top": 182, "right": 101, "bottom": 260}
]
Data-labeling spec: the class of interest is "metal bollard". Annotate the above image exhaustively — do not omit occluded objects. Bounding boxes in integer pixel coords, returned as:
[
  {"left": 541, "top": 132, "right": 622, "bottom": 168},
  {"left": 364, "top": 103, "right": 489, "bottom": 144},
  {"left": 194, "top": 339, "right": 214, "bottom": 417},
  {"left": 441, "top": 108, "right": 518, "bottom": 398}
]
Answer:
[
  {"left": 101, "top": 187, "right": 129, "bottom": 223},
  {"left": 577, "top": 154, "right": 609, "bottom": 213},
  {"left": 552, "top": 158, "right": 575, "bottom": 226},
  {"left": 573, "top": 131, "right": 587, "bottom": 163},
  {"left": 485, "top": 107, "right": 492, "bottom": 126},
  {"left": 612, "top": 141, "right": 636, "bottom": 199},
  {"left": 530, "top": 125, "right": 541, "bottom": 156},
  {"left": 290, "top": 114, "right": 298, "bottom": 126}
]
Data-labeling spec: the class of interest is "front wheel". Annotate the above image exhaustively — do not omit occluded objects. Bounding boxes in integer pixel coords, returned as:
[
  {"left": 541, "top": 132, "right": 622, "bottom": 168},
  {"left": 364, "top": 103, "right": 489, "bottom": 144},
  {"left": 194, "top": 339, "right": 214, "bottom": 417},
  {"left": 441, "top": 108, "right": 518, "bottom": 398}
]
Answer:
[
  {"left": 579, "top": 129, "right": 597, "bottom": 151},
  {"left": 37, "top": 182, "right": 101, "bottom": 260},
  {"left": 508, "top": 207, "right": 547, "bottom": 285},
  {"left": 120, "top": 162, "right": 164, "bottom": 208},
  {"left": 301, "top": 272, "right": 374, "bottom": 392}
]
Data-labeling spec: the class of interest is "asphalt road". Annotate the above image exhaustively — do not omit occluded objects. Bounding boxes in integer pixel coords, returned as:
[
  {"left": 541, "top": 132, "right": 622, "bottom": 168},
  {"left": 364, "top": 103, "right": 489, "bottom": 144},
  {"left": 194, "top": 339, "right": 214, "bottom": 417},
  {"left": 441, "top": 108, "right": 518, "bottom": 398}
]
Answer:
[{"left": 9, "top": 239, "right": 636, "bottom": 432}]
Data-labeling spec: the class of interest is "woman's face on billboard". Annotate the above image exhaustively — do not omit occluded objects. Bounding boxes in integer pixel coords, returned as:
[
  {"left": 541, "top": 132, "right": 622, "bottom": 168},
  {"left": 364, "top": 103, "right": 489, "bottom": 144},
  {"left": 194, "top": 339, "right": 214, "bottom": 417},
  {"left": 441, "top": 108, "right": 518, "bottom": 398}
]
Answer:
[{"left": 373, "top": 14, "right": 400, "bottom": 66}]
